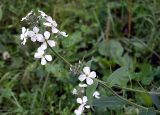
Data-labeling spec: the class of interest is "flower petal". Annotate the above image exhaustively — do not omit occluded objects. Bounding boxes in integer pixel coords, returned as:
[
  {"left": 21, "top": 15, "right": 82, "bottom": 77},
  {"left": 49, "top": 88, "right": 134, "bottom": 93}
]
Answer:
[
  {"left": 47, "top": 40, "right": 56, "bottom": 47},
  {"left": 36, "top": 34, "right": 44, "bottom": 42},
  {"left": 27, "top": 31, "right": 35, "bottom": 37},
  {"left": 34, "top": 50, "right": 44, "bottom": 58},
  {"left": 31, "top": 36, "right": 37, "bottom": 42},
  {"left": 40, "top": 42, "right": 47, "bottom": 50},
  {"left": 44, "top": 55, "right": 52, "bottom": 61},
  {"left": 38, "top": 10, "right": 47, "bottom": 17},
  {"left": 46, "top": 16, "right": 53, "bottom": 23},
  {"left": 44, "top": 31, "right": 50, "bottom": 39},
  {"left": 82, "top": 96, "right": 87, "bottom": 103},
  {"left": 59, "top": 31, "right": 68, "bottom": 37},
  {"left": 83, "top": 66, "right": 90, "bottom": 75},
  {"left": 76, "top": 98, "right": 82, "bottom": 104},
  {"left": 93, "top": 91, "right": 100, "bottom": 99},
  {"left": 79, "top": 83, "right": 87, "bottom": 88},
  {"left": 33, "top": 27, "right": 39, "bottom": 33},
  {"left": 52, "top": 27, "right": 58, "bottom": 33},
  {"left": 41, "top": 57, "right": 47, "bottom": 65},
  {"left": 85, "top": 105, "right": 90, "bottom": 109},
  {"left": 86, "top": 77, "right": 93, "bottom": 85},
  {"left": 43, "top": 22, "right": 52, "bottom": 27},
  {"left": 22, "top": 27, "right": 26, "bottom": 34},
  {"left": 20, "top": 34, "right": 24, "bottom": 40},
  {"left": 52, "top": 20, "right": 57, "bottom": 27},
  {"left": 78, "top": 74, "right": 87, "bottom": 81},
  {"left": 88, "top": 71, "right": 96, "bottom": 78},
  {"left": 74, "top": 109, "right": 82, "bottom": 115}
]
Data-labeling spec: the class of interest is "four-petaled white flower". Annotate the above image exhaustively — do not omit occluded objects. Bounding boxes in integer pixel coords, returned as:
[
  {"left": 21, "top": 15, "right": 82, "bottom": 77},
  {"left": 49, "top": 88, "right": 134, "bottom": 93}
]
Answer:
[
  {"left": 28, "top": 27, "right": 44, "bottom": 42},
  {"left": 20, "top": 27, "right": 28, "bottom": 45},
  {"left": 78, "top": 66, "right": 96, "bottom": 85},
  {"left": 93, "top": 91, "right": 100, "bottom": 99},
  {"left": 34, "top": 49, "right": 52, "bottom": 65},
  {"left": 43, "top": 16, "right": 58, "bottom": 33},
  {"left": 38, "top": 31, "right": 56, "bottom": 51}
]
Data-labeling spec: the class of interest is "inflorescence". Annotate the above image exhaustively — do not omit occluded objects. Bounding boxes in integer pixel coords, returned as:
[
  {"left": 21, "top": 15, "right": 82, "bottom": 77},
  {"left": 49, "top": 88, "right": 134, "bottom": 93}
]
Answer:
[
  {"left": 20, "top": 10, "right": 100, "bottom": 115},
  {"left": 20, "top": 10, "right": 68, "bottom": 65}
]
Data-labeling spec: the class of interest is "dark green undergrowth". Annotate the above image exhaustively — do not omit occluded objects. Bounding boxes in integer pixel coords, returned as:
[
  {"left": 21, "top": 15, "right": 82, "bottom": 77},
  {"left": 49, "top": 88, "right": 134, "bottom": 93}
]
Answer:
[{"left": 0, "top": 0, "right": 160, "bottom": 115}]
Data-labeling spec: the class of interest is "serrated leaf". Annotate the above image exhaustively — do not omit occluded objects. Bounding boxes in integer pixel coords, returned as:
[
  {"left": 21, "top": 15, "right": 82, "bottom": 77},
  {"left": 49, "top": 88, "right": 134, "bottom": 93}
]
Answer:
[
  {"left": 86, "top": 80, "right": 98, "bottom": 106},
  {"left": 93, "top": 96, "right": 126, "bottom": 109},
  {"left": 107, "top": 67, "right": 130, "bottom": 86}
]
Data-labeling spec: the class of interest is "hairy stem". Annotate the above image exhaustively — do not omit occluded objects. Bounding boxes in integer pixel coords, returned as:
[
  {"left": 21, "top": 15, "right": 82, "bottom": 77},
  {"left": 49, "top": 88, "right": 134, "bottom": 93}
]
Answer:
[{"left": 48, "top": 45, "right": 72, "bottom": 67}]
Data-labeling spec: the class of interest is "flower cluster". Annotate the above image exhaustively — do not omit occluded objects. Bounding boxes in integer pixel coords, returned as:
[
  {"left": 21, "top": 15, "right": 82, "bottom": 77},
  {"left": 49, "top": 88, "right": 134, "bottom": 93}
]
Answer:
[
  {"left": 72, "top": 66, "right": 100, "bottom": 115},
  {"left": 20, "top": 10, "right": 68, "bottom": 65}
]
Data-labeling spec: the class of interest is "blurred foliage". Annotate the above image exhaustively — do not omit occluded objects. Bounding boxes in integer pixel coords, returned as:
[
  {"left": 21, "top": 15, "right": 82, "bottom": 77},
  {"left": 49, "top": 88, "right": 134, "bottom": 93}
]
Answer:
[{"left": 0, "top": 0, "right": 160, "bottom": 115}]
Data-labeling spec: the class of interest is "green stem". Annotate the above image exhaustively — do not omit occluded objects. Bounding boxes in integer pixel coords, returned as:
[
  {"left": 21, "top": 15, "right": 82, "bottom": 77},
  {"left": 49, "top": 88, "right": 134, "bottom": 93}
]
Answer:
[
  {"left": 95, "top": 79, "right": 160, "bottom": 113},
  {"left": 48, "top": 45, "right": 72, "bottom": 67}
]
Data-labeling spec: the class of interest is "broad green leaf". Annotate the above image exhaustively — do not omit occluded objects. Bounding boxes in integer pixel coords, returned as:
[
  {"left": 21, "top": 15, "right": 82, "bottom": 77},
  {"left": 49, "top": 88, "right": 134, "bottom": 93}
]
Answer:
[
  {"left": 107, "top": 67, "right": 130, "bottom": 86},
  {"left": 98, "top": 40, "right": 124, "bottom": 65},
  {"left": 139, "top": 108, "right": 156, "bottom": 115},
  {"left": 86, "top": 80, "right": 98, "bottom": 106},
  {"left": 93, "top": 96, "right": 126, "bottom": 109}
]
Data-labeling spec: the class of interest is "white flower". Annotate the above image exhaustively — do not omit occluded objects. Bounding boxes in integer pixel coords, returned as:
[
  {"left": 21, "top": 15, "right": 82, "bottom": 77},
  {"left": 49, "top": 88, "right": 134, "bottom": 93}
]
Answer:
[
  {"left": 78, "top": 83, "right": 87, "bottom": 88},
  {"left": 38, "top": 31, "right": 56, "bottom": 51},
  {"left": 27, "top": 26, "right": 44, "bottom": 42},
  {"left": 20, "top": 27, "right": 28, "bottom": 45},
  {"left": 34, "top": 50, "right": 52, "bottom": 65},
  {"left": 72, "top": 88, "right": 77, "bottom": 95},
  {"left": 43, "top": 16, "right": 58, "bottom": 33},
  {"left": 21, "top": 10, "right": 33, "bottom": 21},
  {"left": 93, "top": 91, "right": 100, "bottom": 99},
  {"left": 78, "top": 66, "right": 97, "bottom": 85},
  {"left": 76, "top": 96, "right": 90, "bottom": 109}
]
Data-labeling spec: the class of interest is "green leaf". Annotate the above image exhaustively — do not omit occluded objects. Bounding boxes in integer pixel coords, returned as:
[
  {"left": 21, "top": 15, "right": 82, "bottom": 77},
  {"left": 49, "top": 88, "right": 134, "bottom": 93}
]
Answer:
[
  {"left": 2, "top": 89, "right": 13, "bottom": 98},
  {"left": 107, "top": 67, "right": 130, "bottom": 86},
  {"left": 139, "top": 63, "right": 154, "bottom": 85},
  {"left": 86, "top": 80, "right": 98, "bottom": 106},
  {"left": 0, "top": 6, "right": 3, "bottom": 20},
  {"left": 45, "top": 63, "right": 69, "bottom": 81},
  {"left": 136, "top": 93, "right": 153, "bottom": 107},
  {"left": 93, "top": 96, "right": 126, "bottom": 109},
  {"left": 139, "top": 108, "right": 156, "bottom": 115},
  {"left": 62, "top": 31, "right": 82, "bottom": 48},
  {"left": 98, "top": 40, "right": 124, "bottom": 65}
]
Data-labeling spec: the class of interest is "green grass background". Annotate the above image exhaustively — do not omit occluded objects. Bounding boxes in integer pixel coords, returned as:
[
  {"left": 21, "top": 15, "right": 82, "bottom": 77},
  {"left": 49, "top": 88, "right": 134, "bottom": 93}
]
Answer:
[{"left": 0, "top": 0, "right": 160, "bottom": 115}]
